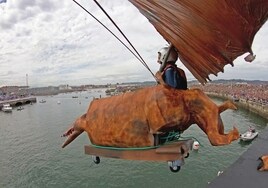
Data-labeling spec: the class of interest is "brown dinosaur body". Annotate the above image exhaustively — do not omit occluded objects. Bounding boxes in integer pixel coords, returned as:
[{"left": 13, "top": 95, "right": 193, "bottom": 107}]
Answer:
[{"left": 62, "top": 85, "right": 239, "bottom": 148}]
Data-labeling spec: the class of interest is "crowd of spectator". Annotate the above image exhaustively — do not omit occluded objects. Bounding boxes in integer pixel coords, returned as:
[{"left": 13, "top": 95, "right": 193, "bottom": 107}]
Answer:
[{"left": 192, "top": 82, "right": 268, "bottom": 106}]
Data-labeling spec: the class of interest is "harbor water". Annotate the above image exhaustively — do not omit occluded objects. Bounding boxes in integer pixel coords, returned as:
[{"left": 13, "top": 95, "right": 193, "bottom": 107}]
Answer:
[{"left": 0, "top": 89, "right": 267, "bottom": 188}]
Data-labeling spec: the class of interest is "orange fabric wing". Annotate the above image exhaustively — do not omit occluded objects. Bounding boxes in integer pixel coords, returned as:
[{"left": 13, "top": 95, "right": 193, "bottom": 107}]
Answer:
[{"left": 129, "top": 0, "right": 268, "bottom": 84}]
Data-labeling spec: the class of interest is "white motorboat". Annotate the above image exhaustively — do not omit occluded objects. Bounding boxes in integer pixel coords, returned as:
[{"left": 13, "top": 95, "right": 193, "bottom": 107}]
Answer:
[
  {"left": 192, "top": 141, "right": 200, "bottom": 150},
  {"left": 240, "top": 126, "right": 258, "bottom": 141},
  {"left": 2, "top": 104, "right": 13, "bottom": 112}
]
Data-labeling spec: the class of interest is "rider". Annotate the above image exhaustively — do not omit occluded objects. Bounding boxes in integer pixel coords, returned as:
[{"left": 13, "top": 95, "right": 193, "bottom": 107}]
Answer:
[
  {"left": 156, "top": 46, "right": 187, "bottom": 90},
  {"left": 154, "top": 46, "right": 188, "bottom": 145}
]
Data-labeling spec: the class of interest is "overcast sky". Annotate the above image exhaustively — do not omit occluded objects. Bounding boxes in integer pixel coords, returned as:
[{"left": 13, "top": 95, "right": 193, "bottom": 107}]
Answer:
[{"left": 1, "top": 0, "right": 267, "bottom": 87}]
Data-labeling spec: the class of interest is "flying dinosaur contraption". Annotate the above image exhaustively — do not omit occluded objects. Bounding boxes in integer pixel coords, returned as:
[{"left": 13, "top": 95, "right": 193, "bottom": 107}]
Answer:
[{"left": 62, "top": 0, "right": 268, "bottom": 172}]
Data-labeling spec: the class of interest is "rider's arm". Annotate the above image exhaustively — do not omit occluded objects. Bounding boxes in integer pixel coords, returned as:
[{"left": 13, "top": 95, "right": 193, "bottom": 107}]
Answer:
[{"left": 163, "top": 68, "right": 177, "bottom": 88}]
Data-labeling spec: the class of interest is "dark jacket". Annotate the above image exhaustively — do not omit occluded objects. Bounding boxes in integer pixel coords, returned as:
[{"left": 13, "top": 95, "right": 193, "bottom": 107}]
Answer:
[{"left": 162, "top": 63, "right": 187, "bottom": 90}]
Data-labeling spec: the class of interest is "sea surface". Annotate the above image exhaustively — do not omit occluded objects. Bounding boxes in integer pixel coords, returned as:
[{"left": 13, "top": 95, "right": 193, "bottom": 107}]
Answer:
[{"left": 0, "top": 89, "right": 267, "bottom": 188}]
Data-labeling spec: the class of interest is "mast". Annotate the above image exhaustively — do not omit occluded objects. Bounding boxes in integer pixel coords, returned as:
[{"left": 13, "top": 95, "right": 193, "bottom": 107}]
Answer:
[
  {"left": 26, "top": 74, "right": 29, "bottom": 96},
  {"left": 26, "top": 74, "right": 29, "bottom": 88}
]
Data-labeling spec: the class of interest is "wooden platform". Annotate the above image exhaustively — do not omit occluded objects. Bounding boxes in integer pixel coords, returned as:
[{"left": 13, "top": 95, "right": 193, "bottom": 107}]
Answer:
[{"left": 85, "top": 139, "right": 194, "bottom": 161}]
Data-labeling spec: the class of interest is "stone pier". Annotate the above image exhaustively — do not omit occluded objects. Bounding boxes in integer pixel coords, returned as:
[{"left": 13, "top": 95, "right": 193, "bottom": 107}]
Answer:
[{"left": 0, "top": 97, "right": 37, "bottom": 108}]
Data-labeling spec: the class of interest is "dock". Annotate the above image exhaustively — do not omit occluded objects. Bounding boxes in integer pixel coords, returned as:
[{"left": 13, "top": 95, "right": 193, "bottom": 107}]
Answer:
[
  {"left": 0, "top": 97, "right": 37, "bottom": 107},
  {"left": 208, "top": 125, "right": 268, "bottom": 188}
]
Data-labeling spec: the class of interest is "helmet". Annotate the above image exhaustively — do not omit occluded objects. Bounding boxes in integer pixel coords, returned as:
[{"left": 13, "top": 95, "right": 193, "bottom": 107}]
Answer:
[{"left": 157, "top": 47, "right": 178, "bottom": 64}]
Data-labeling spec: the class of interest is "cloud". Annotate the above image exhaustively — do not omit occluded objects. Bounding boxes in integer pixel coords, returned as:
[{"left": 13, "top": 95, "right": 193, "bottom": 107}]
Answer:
[{"left": 0, "top": 0, "right": 267, "bottom": 87}]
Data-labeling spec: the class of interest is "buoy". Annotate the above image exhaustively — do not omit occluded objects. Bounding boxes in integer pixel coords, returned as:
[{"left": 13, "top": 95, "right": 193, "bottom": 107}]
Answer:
[{"left": 193, "top": 141, "right": 200, "bottom": 150}]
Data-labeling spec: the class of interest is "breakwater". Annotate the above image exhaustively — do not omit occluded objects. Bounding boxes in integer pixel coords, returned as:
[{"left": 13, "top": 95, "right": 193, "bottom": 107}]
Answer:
[{"left": 207, "top": 92, "right": 268, "bottom": 120}]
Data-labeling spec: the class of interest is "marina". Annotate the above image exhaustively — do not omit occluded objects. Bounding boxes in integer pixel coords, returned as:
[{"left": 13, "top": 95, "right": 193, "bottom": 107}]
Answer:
[{"left": 0, "top": 90, "right": 267, "bottom": 188}]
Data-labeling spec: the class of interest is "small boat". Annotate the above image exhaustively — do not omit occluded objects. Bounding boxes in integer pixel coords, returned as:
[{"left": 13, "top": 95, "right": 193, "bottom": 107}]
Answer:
[
  {"left": 2, "top": 104, "right": 13, "bottom": 112},
  {"left": 17, "top": 106, "right": 24, "bottom": 111},
  {"left": 57, "top": 101, "right": 61, "bottom": 104},
  {"left": 39, "top": 99, "right": 46, "bottom": 103},
  {"left": 72, "top": 96, "right": 78, "bottom": 98},
  {"left": 192, "top": 141, "right": 200, "bottom": 150},
  {"left": 240, "top": 126, "right": 258, "bottom": 141}
]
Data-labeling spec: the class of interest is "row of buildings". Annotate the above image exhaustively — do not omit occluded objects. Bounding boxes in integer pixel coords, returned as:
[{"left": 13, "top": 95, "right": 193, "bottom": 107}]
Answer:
[
  {"left": 0, "top": 83, "right": 141, "bottom": 101},
  {"left": 0, "top": 85, "right": 75, "bottom": 101}
]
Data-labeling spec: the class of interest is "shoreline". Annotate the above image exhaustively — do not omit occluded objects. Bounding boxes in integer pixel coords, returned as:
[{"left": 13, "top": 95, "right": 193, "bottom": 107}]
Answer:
[{"left": 207, "top": 92, "right": 268, "bottom": 120}]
